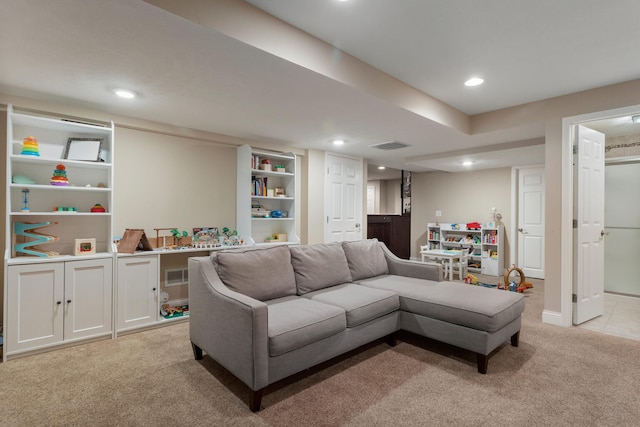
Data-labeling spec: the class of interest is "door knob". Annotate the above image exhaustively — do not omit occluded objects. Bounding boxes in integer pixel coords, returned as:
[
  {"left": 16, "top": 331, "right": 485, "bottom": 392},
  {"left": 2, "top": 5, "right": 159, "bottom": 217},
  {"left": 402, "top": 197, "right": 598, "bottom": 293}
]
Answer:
[{"left": 518, "top": 228, "right": 528, "bottom": 234}]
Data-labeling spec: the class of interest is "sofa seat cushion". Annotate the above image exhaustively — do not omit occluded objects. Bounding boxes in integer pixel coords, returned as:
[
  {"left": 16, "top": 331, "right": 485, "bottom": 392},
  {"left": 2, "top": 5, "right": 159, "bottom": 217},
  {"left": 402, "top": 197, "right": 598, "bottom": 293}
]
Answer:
[
  {"left": 266, "top": 296, "right": 346, "bottom": 357},
  {"left": 213, "top": 246, "right": 297, "bottom": 301},
  {"left": 302, "top": 284, "right": 399, "bottom": 327},
  {"left": 342, "top": 239, "right": 389, "bottom": 281},
  {"left": 290, "top": 242, "right": 352, "bottom": 295},
  {"left": 358, "top": 275, "right": 524, "bottom": 332}
]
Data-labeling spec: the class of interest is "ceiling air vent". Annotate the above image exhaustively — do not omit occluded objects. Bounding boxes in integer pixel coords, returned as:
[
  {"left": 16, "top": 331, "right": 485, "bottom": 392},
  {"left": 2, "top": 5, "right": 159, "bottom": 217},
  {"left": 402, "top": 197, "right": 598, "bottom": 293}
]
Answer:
[{"left": 369, "top": 141, "right": 410, "bottom": 150}]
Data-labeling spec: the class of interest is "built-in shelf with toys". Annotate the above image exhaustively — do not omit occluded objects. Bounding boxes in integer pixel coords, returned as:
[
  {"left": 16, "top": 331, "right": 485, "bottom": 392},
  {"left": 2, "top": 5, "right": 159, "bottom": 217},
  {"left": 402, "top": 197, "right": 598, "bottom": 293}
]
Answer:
[
  {"left": 3, "top": 104, "right": 115, "bottom": 361},
  {"left": 236, "top": 144, "right": 299, "bottom": 246},
  {"left": 426, "top": 223, "right": 504, "bottom": 276}
]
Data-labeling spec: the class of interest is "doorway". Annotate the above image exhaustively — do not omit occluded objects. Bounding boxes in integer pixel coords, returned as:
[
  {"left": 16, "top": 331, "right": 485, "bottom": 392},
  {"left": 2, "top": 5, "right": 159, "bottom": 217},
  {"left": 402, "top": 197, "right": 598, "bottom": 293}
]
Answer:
[
  {"left": 324, "top": 153, "right": 363, "bottom": 242},
  {"left": 512, "top": 166, "right": 545, "bottom": 279},
  {"left": 561, "top": 104, "right": 640, "bottom": 332}
]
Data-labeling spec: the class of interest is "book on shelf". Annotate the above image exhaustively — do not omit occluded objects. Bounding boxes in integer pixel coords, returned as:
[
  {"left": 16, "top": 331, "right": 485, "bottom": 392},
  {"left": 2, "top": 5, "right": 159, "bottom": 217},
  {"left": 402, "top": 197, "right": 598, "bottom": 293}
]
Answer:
[{"left": 251, "top": 176, "right": 268, "bottom": 197}]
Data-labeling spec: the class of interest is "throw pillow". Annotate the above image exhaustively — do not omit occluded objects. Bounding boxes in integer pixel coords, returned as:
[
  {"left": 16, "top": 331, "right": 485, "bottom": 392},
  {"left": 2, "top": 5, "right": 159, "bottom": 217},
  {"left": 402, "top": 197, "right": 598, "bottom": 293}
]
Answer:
[
  {"left": 289, "top": 242, "right": 352, "bottom": 294},
  {"left": 214, "top": 245, "right": 297, "bottom": 301},
  {"left": 342, "top": 239, "right": 389, "bottom": 281}
]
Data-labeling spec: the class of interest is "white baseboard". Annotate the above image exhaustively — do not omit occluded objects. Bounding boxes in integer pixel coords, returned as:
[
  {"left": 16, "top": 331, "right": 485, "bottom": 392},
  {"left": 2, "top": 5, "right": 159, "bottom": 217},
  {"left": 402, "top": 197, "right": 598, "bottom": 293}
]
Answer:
[{"left": 542, "top": 310, "right": 570, "bottom": 327}]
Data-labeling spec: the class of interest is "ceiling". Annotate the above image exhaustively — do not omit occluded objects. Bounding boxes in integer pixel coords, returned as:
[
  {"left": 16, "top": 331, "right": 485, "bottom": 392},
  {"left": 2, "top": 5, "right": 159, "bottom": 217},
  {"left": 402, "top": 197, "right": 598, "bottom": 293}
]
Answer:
[{"left": 2, "top": 0, "right": 640, "bottom": 175}]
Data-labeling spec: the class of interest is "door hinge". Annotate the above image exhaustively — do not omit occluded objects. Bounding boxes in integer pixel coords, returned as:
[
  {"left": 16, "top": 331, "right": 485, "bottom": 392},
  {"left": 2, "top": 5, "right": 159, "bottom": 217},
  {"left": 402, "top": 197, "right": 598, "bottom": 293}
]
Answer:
[
  {"left": 572, "top": 293, "right": 577, "bottom": 303},
  {"left": 572, "top": 219, "right": 578, "bottom": 228},
  {"left": 573, "top": 144, "right": 578, "bottom": 155}
]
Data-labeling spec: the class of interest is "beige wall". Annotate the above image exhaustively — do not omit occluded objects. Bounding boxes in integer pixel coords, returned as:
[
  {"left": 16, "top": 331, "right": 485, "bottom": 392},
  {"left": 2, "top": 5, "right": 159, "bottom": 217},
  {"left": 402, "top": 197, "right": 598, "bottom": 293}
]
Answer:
[
  {"left": 302, "top": 149, "right": 325, "bottom": 245},
  {"left": 411, "top": 168, "right": 512, "bottom": 262},
  {"left": 113, "top": 127, "right": 236, "bottom": 238},
  {"left": 367, "top": 179, "right": 401, "bottom": 215}
]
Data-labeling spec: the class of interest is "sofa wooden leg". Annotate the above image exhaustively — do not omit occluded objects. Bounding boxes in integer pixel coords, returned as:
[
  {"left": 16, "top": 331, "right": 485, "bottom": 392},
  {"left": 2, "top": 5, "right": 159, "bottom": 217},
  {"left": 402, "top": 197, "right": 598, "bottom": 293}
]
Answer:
[
  {"left": 250, "top": 388, "right": 264, "bottom": 412},
  {"left": 510, "top": 331, "right": 520, "bottom": 347},
  {"left": 386, "top": 332, "right": 398, "bottom": 347},
  {"left": 191, "top": 342, "right": 203, "bottom": 360},
  {"left": 476, "top": 353, "right": 488, "bottom": 374}
]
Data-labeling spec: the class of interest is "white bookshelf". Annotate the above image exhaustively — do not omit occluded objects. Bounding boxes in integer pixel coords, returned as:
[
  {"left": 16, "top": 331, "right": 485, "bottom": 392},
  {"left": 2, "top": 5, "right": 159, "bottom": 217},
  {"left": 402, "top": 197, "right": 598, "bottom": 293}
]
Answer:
[
  {"left": 427, "top": 222, "right": 504, "bottom": 276},
  {"left": 236, "top": 145, "right": 299, "bottom": 246}
]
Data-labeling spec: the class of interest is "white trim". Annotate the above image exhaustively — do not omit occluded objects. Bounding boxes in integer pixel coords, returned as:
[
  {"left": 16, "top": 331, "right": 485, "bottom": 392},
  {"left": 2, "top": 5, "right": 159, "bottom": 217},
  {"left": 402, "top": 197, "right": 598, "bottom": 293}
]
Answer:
[
  {"left": 510, "top": 167, "right": 518, "bottom": 266},
  {"left": 542, "top": 310, "right": 568, "bottom": 327},
  {"left": 560, "top": 103, "right": 640, "bottom": 328}
]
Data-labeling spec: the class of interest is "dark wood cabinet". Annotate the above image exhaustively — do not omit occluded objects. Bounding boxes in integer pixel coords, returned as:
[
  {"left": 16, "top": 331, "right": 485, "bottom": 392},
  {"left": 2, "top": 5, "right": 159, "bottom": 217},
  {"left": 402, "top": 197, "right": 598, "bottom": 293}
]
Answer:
[{"left": 367, "top": 214, "right": 411, "bottom": 259}]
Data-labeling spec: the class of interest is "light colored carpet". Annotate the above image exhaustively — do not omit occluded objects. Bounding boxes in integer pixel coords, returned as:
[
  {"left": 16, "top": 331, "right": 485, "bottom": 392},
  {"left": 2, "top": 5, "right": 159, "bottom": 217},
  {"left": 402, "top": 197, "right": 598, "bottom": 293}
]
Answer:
[{"left": 1, "top": 278, "right": 639, "bottom": 426}]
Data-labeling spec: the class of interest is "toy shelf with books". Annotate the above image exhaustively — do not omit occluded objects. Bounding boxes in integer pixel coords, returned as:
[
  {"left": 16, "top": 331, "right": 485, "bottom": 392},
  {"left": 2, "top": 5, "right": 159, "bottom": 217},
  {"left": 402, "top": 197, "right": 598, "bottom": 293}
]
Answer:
[
  {"left": 481, "top": 226, "right": 504, "bottom": 276},
  {"left": 237, "top": 145, "right": 299, "bottom": 246},
  {"left": 426, "top": 222, "right": 502, "bottom": 275},
  {"left": 427, "top": 224, "right": 441, "bottom": 249}
]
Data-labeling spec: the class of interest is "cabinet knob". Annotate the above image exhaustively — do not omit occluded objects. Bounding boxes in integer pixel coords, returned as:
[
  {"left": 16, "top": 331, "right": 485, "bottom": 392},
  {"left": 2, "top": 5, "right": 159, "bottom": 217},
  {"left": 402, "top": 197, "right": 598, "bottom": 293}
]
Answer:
[
  {"left": 56, "top": 301, "right": 62, "bottom": 305},
  {"left": 152, "top": 287, "right": 156, "bottom": 291},
  {"left": 67, "top": 299, "right": 72, "bottom": 304}
]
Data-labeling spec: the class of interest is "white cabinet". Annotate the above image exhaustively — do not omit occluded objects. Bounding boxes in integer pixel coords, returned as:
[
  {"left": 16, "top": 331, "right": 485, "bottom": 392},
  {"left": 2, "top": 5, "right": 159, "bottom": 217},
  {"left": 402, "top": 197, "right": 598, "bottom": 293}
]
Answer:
[
  {"left": 64, "top": 258, "right": 113, "bottom": 340},
  {"left": 5, "top": 258, "right": 113, "bottom": 358},
  {"left": 236, "top": 145, "right": 299, "bottom": 245},
  {"left": 116, "top": 255, "right": 159, "bottom": 331}
]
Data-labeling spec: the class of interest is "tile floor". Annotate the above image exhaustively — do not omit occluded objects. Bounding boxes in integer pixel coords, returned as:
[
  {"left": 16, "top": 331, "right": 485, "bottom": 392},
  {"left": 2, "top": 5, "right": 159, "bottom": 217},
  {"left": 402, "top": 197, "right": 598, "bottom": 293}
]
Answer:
[{"left": 577, "top": 292, "right": 640, "bottom": 341}]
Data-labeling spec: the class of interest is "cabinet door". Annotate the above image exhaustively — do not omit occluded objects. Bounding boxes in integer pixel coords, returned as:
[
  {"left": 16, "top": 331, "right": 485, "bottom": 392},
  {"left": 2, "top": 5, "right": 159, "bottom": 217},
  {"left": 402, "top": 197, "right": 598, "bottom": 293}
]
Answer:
[
  {"left": 7, "top": 263, "right": 64, "bottom": 353},
  {"left": 64, "top": 258, "right": 113, "bottom": 340},
  {"left": 117, "top": 256, "right": 158, "bottom": 331}
]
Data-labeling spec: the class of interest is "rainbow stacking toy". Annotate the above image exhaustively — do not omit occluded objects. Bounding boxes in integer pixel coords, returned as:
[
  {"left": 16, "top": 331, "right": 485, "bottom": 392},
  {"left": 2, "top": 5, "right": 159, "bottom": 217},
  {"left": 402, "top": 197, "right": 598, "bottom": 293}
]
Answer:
[
  {"left": 50, "top": 164, "right": 69, "bottom": 186},
  {"left": 20, "top": 136, "right": 40, "bottom": 156}
]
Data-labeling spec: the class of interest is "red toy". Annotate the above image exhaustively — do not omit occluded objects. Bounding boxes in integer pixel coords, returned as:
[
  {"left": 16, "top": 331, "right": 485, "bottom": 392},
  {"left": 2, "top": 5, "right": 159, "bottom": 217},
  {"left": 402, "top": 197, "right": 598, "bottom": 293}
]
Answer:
[{"left": 90, "top": 203, "right": 106, "bottom": 213}]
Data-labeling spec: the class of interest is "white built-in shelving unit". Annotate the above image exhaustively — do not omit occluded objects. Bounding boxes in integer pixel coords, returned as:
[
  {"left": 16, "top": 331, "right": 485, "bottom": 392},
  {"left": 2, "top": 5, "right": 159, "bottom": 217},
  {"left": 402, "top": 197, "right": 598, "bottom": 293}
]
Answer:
[
  {"left": 3, "top": 104, "right": 115, "bottom": 361},
  {"left": 236, "top": 144, "right": 299, "bottom": 246}
]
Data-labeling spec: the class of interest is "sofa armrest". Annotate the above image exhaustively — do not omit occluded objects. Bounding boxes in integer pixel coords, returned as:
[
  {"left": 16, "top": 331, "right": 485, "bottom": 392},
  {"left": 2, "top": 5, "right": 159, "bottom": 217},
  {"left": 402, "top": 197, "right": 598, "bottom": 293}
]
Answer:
[
  {"left": 188, "top": 257, "right": 269, "bottom": 391},
  {"left": 380, "top": 243, "right": 443, "bottom": 281}
]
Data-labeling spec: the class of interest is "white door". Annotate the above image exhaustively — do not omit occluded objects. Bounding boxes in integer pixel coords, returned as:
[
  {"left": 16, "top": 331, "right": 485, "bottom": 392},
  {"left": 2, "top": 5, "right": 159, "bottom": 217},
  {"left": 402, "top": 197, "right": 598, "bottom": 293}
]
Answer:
[
  {"left": 325, "top": 153, "right": 363, "bottom": 242},
  {"left": 117, "top": 256, "right": 159, "bottom": 331},
  {"left": 517, "top": 167, "right": 545, "bottom": 279},
  {"left": 64, "top": 258, "right": 113, "bottom": 340},
  {"left": 573, "top": 125, "right": 605, "bottom": 325},
  {"left": 7, "top": 263, "right": 65, "bottom": 353}
]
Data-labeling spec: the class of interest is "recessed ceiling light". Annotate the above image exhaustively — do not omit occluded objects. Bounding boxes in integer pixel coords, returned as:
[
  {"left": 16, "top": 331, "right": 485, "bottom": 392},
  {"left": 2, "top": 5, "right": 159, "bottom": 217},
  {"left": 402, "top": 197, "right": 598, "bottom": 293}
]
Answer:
[
  {"left": 332, "top": 139, "right": 346, "bottom": 146},
  {"left": 464, "top": 78, "right": 484, "bottom": 87},
  {"left": 113, "top": 88, "right": 136, "bottom": 99},
  {"left": 462, "top": 161, "right": 473, "bottom": 166},
  {"left": 378, "top": 166, "right": 386, "bottom": 170}
]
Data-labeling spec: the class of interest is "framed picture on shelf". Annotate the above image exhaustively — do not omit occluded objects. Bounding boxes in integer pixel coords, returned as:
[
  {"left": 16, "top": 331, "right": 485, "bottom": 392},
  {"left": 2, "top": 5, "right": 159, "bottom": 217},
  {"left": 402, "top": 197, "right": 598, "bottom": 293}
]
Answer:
[{"left": 64, "top": 138, "right": 103, "bottom": 161}]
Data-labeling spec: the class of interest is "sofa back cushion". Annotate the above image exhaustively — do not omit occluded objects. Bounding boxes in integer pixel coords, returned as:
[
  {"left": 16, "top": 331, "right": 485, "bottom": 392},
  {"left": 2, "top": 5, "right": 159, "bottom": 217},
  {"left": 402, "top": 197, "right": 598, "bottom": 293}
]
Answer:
[
  {"left": 342, "top": 239, "right": 389, "bottom": 281},
  {"left": 290, "top": 242, "right": 352, "bottom": 295},
  {"left": 213, "top": 245, "right": 296, "bottom": 301}
]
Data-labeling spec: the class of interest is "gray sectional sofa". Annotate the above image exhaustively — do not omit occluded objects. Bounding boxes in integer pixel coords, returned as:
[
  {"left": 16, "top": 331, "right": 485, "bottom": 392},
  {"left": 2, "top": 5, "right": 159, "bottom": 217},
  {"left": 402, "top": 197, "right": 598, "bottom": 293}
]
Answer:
[{"left": 188, "top": 239, "right": 525, "bottom": 411}]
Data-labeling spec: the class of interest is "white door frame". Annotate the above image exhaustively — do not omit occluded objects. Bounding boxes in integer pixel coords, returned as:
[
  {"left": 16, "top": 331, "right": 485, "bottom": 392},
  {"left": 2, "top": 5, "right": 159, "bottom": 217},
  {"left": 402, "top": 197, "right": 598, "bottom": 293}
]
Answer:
[
  {"left": 555, "top": 103, "right": 640, "bottom": 327},
  {"left": 510, "top": 164, "right": 545, "bottom": 275}
]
